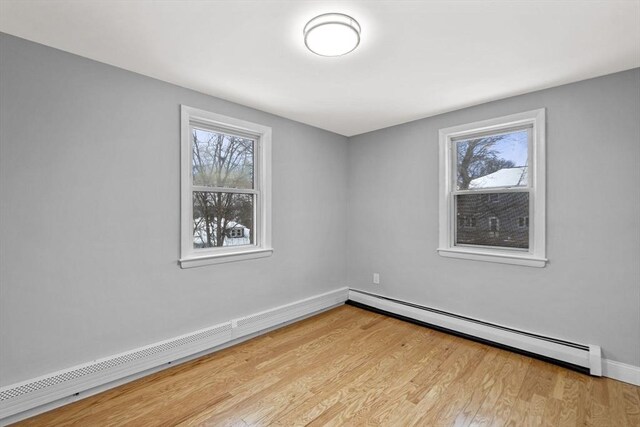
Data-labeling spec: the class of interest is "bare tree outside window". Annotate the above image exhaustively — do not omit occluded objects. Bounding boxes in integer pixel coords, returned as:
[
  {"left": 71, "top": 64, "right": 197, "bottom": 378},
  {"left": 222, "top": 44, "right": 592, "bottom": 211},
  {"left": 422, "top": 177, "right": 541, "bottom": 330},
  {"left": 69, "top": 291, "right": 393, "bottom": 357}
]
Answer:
[
  {"left": 456, "top": 135, "right": 516, "bottom": 190},
  {"left": 438, "top": 109, "right": 545, "bottom": 267},
  {"left": 191, "top": 128, "right": 255, "bottom": 248},
  {"left": 454, "top": 127, "right": 530, "bottom": 249}
]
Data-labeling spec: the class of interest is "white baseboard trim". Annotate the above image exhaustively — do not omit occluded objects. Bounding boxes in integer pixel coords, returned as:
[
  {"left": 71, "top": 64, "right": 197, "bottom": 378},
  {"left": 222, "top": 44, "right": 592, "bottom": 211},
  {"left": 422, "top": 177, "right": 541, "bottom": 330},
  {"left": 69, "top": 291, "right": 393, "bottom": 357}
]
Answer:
[
  {"left": 2, "top": 286, "right": 637, "bottom": 425},
  {"left": 603, "top": 359, "right": 640, "bottom": 386},
  {"left": 0, "top": 287, "right": 349, "bottom": 425}
]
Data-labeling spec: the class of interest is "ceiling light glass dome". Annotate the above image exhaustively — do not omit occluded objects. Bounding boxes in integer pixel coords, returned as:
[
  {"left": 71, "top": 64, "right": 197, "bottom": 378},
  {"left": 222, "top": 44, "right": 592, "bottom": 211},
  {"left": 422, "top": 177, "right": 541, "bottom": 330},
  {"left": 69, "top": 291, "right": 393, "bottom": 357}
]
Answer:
[{"left": 303, "top": 13, "right": 361, "bottom": 57}]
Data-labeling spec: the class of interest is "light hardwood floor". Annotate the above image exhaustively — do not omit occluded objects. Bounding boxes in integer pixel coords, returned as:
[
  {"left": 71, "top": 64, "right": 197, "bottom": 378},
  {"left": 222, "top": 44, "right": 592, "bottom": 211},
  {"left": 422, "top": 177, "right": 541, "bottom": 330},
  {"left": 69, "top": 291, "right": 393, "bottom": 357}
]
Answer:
[{"left": 15, "top": 305, "right": 640, "bottom": 426}]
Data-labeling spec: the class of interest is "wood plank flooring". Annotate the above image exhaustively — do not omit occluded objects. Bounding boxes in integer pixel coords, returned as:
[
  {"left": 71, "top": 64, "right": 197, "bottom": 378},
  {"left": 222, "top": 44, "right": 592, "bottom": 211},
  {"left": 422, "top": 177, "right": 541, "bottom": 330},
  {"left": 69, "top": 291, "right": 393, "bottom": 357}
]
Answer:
[{"left": 14, "top": 305, "right": 640, "bottom": 426}]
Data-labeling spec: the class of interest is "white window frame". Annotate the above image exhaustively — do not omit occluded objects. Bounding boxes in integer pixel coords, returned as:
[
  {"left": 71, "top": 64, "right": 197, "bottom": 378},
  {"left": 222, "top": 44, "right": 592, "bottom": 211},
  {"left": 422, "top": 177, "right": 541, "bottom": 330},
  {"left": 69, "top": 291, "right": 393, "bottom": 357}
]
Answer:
[
  {"left": 179, "top": 106, "right": 272, "bottom": 268},
  {"left": 438, "top": 109, "right": 546, "bottom": 267}
]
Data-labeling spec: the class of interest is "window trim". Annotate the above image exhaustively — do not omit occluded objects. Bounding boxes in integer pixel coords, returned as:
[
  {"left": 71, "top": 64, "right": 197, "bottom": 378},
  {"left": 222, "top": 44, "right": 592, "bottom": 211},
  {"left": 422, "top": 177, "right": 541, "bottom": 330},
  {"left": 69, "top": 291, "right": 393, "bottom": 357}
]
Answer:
[
  {"left": 179, "top": 106, "right": 272, "bottom": 268},
  {"left": 437, "top": 109, "right": 546, "bottom": 267}
]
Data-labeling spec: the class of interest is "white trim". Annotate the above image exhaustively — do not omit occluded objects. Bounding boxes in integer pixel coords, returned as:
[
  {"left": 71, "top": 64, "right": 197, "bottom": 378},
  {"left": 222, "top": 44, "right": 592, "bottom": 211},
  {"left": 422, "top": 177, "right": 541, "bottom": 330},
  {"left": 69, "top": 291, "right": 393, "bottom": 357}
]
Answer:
[
  {"left": 179, "top": 248, "right": 273, "bottom": 268},
  {"left": 0, "top": 287, "right": 349, "bottom": 424},
  {"left": 589, "top": 345, "right": 602, "bottom": 377},
  {"left": 180, "top": 106, "right": 273, "bottom": 268},
  {"left": 348, "top": 290, "right": 600, "bottom": 374},
  {"left": 602, "top": 359, "right": 640, "bottom": 386},
  {"left": 3, "top": 287, "right": 636, "bottom": 424},
  {"left": 438, "top": 108, "right": 546, "bottom": 267},
  {"left": 437, "top": 247, "right": 547, "bottom": 267}
]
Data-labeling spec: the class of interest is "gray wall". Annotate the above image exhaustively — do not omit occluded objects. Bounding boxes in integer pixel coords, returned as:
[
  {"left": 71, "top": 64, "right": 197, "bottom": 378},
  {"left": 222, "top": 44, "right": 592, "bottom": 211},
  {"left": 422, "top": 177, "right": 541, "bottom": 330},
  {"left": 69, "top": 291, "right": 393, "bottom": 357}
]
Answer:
[
  {"left": 0, "top": 33, "right": 348, "bottom": 385},
  {"left": 1, "top": 32, "right": 639, "bottom": 387},
  {"left": 347, "top": 68, "right": 640, "bottom": 366}
]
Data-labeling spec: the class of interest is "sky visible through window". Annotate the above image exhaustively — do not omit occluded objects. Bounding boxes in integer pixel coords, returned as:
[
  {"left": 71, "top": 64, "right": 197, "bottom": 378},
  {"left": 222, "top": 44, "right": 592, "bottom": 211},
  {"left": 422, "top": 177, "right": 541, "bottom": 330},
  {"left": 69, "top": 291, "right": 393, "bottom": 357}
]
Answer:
[
  {"left": 456, "top": 127, "right": 529, "bottom": 190},
  {"left": 492, "top": 129, "right": 528, "bottom": 167},
  {"left": 191, "top": 127, "right": 255, "bottom": 248},
  {"left": 455, "top": 127, "right": 530, "bottom": 248}
]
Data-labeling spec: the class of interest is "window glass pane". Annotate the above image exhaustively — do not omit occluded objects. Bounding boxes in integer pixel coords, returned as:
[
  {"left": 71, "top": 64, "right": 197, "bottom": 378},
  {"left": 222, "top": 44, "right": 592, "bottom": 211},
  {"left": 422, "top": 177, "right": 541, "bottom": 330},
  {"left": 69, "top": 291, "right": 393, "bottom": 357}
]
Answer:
[
  {"left": 455, "top": 128, "right": 529, "bottom": 190},
  {"left": 193, "top": 192, "right": 254, "bottom": 248},
  {"left": 455, "top": 193, "right": 529, "bottom": 249},
  {"left": 192, "top": 128, "right": 254, "bottom": 189}
]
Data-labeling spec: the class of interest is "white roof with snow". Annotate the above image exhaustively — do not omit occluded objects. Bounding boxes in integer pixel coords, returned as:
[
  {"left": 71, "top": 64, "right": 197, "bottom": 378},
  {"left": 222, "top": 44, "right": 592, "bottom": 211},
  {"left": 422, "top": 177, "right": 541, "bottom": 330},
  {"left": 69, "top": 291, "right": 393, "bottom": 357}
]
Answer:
[{"left": 469, "top": 167, "right": 528, "bottom": 189}]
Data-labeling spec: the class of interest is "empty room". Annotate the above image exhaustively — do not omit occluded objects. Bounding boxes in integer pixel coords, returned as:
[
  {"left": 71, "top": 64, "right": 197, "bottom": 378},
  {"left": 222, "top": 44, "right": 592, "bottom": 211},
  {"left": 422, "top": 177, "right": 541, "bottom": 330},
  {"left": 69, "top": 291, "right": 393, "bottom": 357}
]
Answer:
[{"left": 1, "top": 0, "right": 639, "bottom": 425}]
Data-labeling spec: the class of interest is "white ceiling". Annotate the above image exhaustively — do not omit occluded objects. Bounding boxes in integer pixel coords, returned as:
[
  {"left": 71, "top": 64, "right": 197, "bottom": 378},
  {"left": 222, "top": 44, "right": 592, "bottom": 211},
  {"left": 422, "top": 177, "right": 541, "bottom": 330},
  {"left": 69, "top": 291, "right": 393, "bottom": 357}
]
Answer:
[{"left": 1, "top": 1, "right": 639, "bottom": 136}]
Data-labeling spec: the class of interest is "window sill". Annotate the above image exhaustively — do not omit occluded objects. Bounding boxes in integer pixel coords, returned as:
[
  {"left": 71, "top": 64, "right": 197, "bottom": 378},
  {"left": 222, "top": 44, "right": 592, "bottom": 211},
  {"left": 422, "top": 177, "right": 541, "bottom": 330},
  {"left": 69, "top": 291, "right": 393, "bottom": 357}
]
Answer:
[
  {"left": 180, "top": 248, "right": 273, "bottom": 269},
  {"left": 437, "top": 247, "right": 547, "bottom": 268}
]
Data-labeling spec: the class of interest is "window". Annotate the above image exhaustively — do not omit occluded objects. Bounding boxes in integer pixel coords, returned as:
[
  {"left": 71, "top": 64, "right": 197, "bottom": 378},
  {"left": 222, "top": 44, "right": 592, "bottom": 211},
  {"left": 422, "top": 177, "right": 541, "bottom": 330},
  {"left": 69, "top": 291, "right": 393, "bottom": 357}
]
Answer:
[
  {"left": 227, "top": 227, "right": 245, "bottom": 239},
  {"left": 180, "top": 106, "right": 272, "bottom": 268},
  {"left": 458, "top": 216, "right": 477, "bottom": 228},
  {"left": 438, "top": 109, "right": 546, "bottom": 267}
]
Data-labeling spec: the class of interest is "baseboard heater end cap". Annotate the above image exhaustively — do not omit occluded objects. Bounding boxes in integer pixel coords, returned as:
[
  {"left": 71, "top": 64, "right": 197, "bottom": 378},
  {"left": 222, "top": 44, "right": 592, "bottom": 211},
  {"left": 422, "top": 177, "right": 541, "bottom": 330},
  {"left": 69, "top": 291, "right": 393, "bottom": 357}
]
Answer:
[{"left": 589, "top": 345, "right": 602, "bottom": 376}]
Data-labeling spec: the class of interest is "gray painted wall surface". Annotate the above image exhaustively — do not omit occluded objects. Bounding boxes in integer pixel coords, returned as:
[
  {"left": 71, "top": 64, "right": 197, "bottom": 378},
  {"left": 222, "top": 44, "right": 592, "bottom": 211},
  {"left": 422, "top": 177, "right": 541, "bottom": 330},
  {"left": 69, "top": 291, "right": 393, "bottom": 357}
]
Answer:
[
  {"left": 347, "top": 68, "right": 640, "bottom": 366},
  {"left": 0, "top": 34, "right": 348, "bottom": 385},
  {"left": 1, "top": 32, "right": 639, "bottom": 386}
]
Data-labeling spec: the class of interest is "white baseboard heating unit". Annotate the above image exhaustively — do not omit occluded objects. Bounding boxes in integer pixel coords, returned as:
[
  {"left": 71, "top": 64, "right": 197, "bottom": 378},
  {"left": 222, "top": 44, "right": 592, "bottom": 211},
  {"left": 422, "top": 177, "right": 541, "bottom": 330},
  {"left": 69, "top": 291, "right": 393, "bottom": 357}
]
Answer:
[
  {"left": 0, "top": 287, "right": 349, "bottom": 424},
  {"left": 347, "top": 289, "right": 602, "bottom": 376}
]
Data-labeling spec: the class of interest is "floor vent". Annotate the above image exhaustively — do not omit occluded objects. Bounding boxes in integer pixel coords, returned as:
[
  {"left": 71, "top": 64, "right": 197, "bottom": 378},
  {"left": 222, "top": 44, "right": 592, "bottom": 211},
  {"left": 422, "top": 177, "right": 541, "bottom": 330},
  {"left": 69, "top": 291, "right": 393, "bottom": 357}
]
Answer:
[{"left": 348, "top": 289, "right": 602, "bottom": 376}]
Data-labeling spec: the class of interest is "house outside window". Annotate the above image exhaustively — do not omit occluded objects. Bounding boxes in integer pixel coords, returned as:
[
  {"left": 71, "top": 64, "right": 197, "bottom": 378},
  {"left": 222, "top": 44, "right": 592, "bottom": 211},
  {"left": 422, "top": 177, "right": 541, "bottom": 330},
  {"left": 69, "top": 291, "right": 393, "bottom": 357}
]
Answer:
[
  {"left": 438, "top": 109, "right": 546, "bottom": 267},
  {"left": 180, "top": 106, "right": 272, "bottom": 268}
]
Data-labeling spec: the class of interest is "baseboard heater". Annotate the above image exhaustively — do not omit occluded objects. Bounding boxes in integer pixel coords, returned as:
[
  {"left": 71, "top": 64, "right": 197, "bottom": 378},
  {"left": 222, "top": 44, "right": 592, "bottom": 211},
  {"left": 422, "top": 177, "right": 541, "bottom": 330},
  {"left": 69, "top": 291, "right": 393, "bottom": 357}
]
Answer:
[
  {"left": 347, "top": 289, "right": 601, "bottom": 376},
  {"left": 0, "top": 287, "right": 349, "bottom": 424}
]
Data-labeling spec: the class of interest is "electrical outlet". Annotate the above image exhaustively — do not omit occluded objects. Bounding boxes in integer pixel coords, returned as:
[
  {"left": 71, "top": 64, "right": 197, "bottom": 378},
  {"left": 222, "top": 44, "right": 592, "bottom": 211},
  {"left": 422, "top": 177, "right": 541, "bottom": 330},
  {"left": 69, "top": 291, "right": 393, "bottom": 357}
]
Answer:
[{"left": 373, "top": 273, "right": 380, "bottom": 285}]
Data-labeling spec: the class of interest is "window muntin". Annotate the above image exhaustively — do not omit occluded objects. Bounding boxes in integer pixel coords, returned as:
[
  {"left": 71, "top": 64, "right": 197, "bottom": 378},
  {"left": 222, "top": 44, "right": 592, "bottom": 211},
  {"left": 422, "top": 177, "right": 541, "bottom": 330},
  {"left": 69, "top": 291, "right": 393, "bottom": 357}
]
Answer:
[
  {"left": 180, "top": 106, "right": 272, "bottom": 268},
  {"left": 438, "top": 109, "right": 546, "bottom": 267}
]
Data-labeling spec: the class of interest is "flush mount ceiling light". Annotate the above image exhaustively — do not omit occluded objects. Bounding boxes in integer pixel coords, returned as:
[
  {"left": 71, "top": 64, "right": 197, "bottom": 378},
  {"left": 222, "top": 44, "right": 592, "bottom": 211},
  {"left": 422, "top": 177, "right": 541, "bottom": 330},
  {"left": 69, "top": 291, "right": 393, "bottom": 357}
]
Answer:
[{"left": 303, "top": 13, "right": 361, "bottom": 57}]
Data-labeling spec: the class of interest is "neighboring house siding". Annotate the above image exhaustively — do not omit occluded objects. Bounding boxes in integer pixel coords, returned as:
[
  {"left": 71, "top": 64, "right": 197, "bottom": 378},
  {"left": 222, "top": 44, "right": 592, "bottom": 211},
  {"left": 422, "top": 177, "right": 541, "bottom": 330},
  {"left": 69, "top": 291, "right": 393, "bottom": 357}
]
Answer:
[
  {"left": 456, "top": 193, "right": 529, "bottom": 248},
  {"left": 457, "top": 167, "right": 530, "bottom": 249}
]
